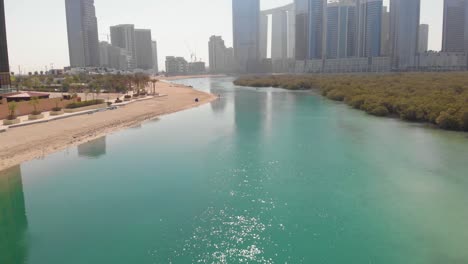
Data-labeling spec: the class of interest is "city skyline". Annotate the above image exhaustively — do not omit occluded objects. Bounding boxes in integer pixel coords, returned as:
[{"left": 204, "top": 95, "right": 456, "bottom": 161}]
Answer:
[{"left": 5, "top": 0, "right": 444, "bottom": 72}]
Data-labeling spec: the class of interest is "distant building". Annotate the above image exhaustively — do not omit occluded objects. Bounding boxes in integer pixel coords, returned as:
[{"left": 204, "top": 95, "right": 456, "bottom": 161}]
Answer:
[
  {"left": 134, "top": 29, "right": 153, "bottom": 70},
  {"left": 232, "top": 0, "right": 261, "bottom": 73},
  {"left": 326, "top": 0, "right": 357, "bottom": 59},
  {"left": 99, "top": 41, "right": 129, "bottom": 70},
  {"left": 209, "top": 36, "right": 227, "bottom": 73},
  {"left": 418, "top": 52, "right": 467, "bottom": 71},
  {"left": 188, "top": 62, "right": 206, "bottom": 74},
  {"left": 152, "top": 41, "right": 159, "bottom": 74},
  {"left": 259, "top": 14, "right": 268, "bottom": 59},
  {"left": 224, "top": 47, "right": 235, "bottom": 73},
  {"left": 65, "top": 0, "right": 100, "bottom": 68},
  {"left": 260, "top": 4, "right": 295, "bottom": 60},
  {"left": 308, "top": 0, "right": 327, "bottom": 59},
  {"left": 295, "top": 0, "right": 309, "bottom": 60},
  {"left": 418, "top": 24, "right": 429, "bottom": 53},
  {"left": 165, "top": 56, "right": 188, "bottom": 76},
  {"left": 208, "top": 35, "right": 235, "bottom": 74},
  {"left": 357, "top": 0, "right": 383, "bottom": 57},
  {"left": 294, "top": 0, "right": 326, "bottom": 60},
  {"left": 99, "top": 41, "right": 110, "bottom": 67},
  {"left": 390, "top": 0, "right": 421, "bottom": 70},
  {"left": 110, "top": 24, "right": 137, "bottom": 69},
  {"left": 0, "top": 0, "right": 10, "bottom": 88},
  {"left": 381, "top": 6, "right": 390, "bottom": 56},
  {"left": 442, "top": 0, "right": 467, "bottom": 52}
]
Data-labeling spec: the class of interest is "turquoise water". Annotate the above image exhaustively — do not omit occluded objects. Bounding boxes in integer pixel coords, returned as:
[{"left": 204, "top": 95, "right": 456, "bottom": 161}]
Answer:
[{"left": 1, "top": 77, "right": 468, "bottom": 263}]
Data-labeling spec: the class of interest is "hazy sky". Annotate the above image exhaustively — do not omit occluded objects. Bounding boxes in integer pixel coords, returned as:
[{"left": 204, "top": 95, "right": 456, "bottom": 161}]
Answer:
[{"left": 5, "top": 0, "right": 443, "bottom": 72}]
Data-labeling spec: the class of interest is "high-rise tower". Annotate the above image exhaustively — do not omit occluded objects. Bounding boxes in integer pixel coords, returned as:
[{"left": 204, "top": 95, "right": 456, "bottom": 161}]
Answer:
[
  {"left": 442, "top": 0, "right": 467, "bottom": 52},
  {"left": 232, "top": 0, "right": 261, "bottom": 73},
  {"left": 65, "top": 0, "right": 100, "bottom": 67},
  {"left": 0, "top": 0, "right": 10, "bottom": 88},
  {"left": 110, "top": 24, "right": 137, "bottom": 69},
  {"left": 390, "top": 0, "right": 421, "bottom": 70}
]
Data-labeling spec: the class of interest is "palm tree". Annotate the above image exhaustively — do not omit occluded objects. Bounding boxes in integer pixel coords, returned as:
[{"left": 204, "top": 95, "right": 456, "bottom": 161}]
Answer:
[
  {"left": 150, "top": 79, "right": 159, "bottom": 95},
  {"left": 29, "top": 97, "right": 40, "bottom": 115},
  {"left": 7, "top": 101, "right": 17, "bottom": 120}
]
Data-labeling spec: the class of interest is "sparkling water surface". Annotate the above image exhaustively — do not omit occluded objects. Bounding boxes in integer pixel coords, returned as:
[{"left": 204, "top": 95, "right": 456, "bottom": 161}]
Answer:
[{"left": 1, "top": 77, "right": 468, "bottom": 264}]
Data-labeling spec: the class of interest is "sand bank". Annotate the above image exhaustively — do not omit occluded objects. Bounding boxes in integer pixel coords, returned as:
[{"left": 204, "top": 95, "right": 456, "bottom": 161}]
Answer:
[{"left": 0, "top": 81, "right": 216, "bottom": 171}]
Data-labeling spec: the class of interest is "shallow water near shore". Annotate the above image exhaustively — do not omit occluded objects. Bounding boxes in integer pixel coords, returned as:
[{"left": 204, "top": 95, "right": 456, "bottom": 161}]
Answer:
[{"left": 1, "top": 77, "right": 468, "bottom": 263}]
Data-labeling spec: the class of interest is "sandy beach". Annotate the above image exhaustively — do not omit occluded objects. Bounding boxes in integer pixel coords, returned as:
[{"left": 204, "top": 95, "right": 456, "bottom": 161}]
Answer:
[{"left": 0, "top": 81, "right": 216, "bottom": 171}]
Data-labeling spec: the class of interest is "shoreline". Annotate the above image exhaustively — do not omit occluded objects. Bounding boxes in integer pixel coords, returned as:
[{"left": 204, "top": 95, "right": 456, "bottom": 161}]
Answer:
[
  {"left": 0, "top": 81, "right": 216, "bottom": 171},
  {"left": 160, "top": 74, "right": 228, "bottom": 81}
]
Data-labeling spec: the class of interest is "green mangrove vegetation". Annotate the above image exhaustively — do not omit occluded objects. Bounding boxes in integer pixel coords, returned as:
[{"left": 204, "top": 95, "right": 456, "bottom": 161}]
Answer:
[{"left": 234, "top": 73, "right": 468, "bottom": 132}]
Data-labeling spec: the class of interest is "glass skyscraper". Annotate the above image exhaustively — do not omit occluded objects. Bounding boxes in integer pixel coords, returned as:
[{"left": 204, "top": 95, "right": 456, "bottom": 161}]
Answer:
[
  {"left": 326, "top": 0, "right": 356, "bottom": 59},
  {"left": 295, "top": 0, "right": 310, "bottom": 60},
  {"left": 357, "top": 0, "right": 383, "bottom": 57},
  {"left": 390, "top": 0, "right": 421, "bottom": 70},
  {"left": 232, "top": 0, "right": 260, "bottom": 73},
  {"left": 294, "top": 0, "right": 326, "bottom": 60},
  {"left": 65, "top": 0, "right": 100, "bottom": 67},
  {"left": 0, "top": 0, "right": 10, "bottom": 88},
  {"left": 308, "top": 0, "right": 326, "bottom": 59},
  {"left": 442, "top": 0, "right": 467, "bottom": 52}
]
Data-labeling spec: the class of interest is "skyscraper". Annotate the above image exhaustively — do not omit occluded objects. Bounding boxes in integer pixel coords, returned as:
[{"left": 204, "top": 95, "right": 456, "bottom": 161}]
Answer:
[
  {"left": 295, "top": 0, "right": 310, "bottom": 60},
  {"left": 390, "top": 0, "right": 421, "bottom": 70},
  {"left": 308, "top": 0, "right": 327, "bottom": 59},
  {"left": 134, "top": 29, "right": 153, "bottom": 70},
  {"left": 152, "top": 41, "right": 159, "bottom": 74},
  {"left": 65, "top": 0, "right": 100, "bottom": 67},
  {"left": 418, "top": 24, "right": 429, "bottom": 53},
  {"left": 209, "top": 36, "right": 227, "bottom": 73},
  {"left": 99, "top": 41, "right": 130, "bottom": 70},
  {"left": 110, "top": 24, "right": 137, "bottom": 69},
  {"left": 232, "top": 0, "right": 260, "bottom": 73},
  {"left": 381, "top": 6, "right": 390, "bottom": 56},
  {"left": 259, "top": 14, "right": 268, "bottom": 59},
  {"left": 357, "top": 0, "right": 383, "bottom": 57},
  {"left": 271, "top": 9, "right": 289, "bottom": 60},
  {"left": 260, "top": 3, "right": 295, "bottom": 60},
  {"left": 442, "top": 0, "right": 466, "bottom": 52},
  {"left": 326, "top": 0, "right": 357, "bottom": 59},
  {"left": 0, "top": 0, "right": 10, "bottom": 88}
]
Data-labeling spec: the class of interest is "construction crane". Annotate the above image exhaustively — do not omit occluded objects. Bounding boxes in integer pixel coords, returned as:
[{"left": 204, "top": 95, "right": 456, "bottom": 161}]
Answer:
[
  {"left": 185, "top": 41, "right": 198, "bottom": 62},
  {"left": 100, "top": 33, "right": 110, "bottom": 42}
]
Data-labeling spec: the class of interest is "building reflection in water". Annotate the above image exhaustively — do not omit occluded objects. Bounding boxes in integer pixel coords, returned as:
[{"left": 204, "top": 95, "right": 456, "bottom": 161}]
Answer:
[
  {"left": 78, "top": 136, "right": 107, "bottom": 159},
  {"left": 0, "top": 165, "right": 28, "bottom": 263},
  {"left": 209, "top": 80, "right": 228, "bottom": 114}
]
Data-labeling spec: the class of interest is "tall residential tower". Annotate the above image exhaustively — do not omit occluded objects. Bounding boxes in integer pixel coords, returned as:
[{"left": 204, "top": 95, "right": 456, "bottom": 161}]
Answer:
[
  {"left": 390, "top": 0, "right": 421, "bottom": 70},
  {"left": 110, "top": 24, "right": 137, "bottom": 69},
  {"left": 232, "top": 0, "right": 261, "bottom": 73},
  {"left": 357, "top": 0, "right": 383, "bottom": 57},
  {"left": 308, "top": 0, "right": 327, "bottom": 59},
  {"left": 134, "top": 29, "right": 153, "bottom": 70},
  {"left": 326, "top": 0, "right": 357, "bottom": 59},
  {"left": 418, "top": 24, "right": 429, "bottom": 53},
  {"left": 65, "top": 0, "right": 100, "bottom": 67},
  {"left": 442, "top": 0, "right": 467, "bottom": 52},
  {"left": 152, "top": 41, "right": 159, "bottom": 74}
]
